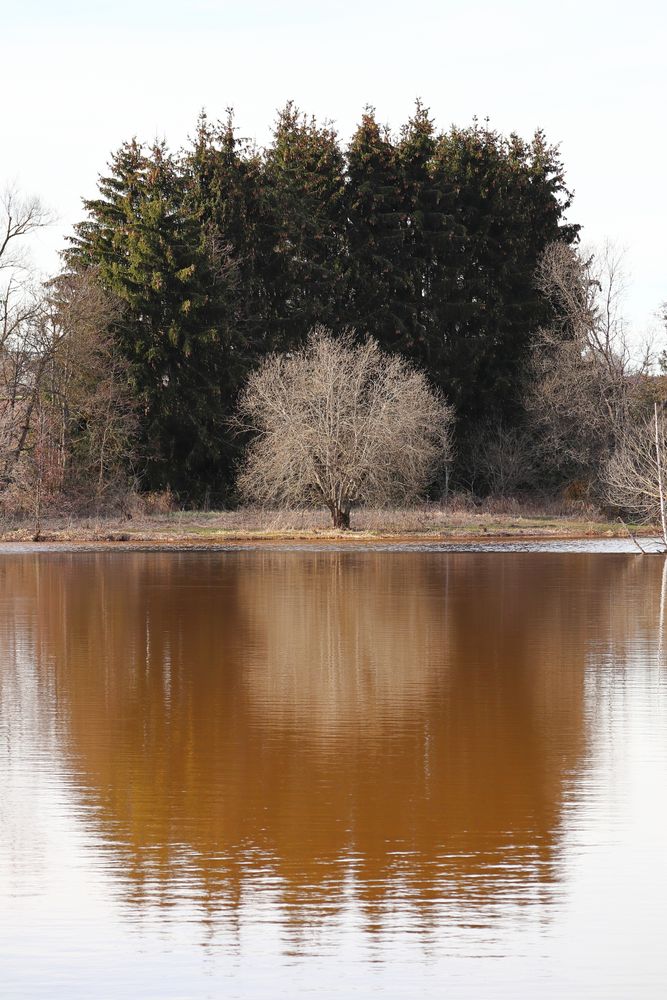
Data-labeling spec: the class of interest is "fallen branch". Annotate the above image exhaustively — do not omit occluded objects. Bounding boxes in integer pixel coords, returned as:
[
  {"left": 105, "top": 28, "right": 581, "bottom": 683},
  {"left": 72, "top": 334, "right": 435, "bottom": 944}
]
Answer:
[{"left": 617, "top": 516, "right": 649, "bottom": 554}]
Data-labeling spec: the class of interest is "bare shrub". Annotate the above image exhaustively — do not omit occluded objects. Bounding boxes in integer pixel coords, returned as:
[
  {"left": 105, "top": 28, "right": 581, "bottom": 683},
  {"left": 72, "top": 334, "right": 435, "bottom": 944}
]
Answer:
[
  {"left": 126, "top": 489, "right": 176, "bottom": 518},
  {"left": 441, "top": 490, "right": 478, "bottom": 514},
  {"left": 473, "top": 422, "right": 536, "bottom": 496},
  {"left": 236, "top": 328, "right": 454, "bottom": 528}
]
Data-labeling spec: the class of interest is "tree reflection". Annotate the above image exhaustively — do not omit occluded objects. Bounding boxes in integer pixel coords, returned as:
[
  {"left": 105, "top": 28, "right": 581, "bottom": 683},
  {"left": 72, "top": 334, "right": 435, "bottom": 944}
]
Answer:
[{"left": 1, "top": 550, "right": 664, "bottom": 937}]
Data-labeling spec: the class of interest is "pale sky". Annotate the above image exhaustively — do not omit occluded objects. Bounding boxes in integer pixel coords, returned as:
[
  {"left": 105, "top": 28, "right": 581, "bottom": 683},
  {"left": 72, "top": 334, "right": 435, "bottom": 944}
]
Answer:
[{"left": 2, "top": 0, "right": 665, "bottom": 339}]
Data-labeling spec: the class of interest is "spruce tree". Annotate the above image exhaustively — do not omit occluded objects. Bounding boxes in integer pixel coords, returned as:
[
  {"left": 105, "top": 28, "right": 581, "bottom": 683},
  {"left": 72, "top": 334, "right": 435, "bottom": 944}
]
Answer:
[
  {"left": 66, "top": 107, "right": 580, "bottom": 500},
  {"left": 429, "top": 122, "right": 578, "bottom": 432},
  {"left": 263, "top": 103, "right": 348, "bottom": 347},
  {"left": 345, "top": 108, "right": 407, "bottom": 344},
  {"left": 396, "top": 102, "right": 455, "bottom": 361},
  {"left": 67, "top": 140, "right": 238, "bottom": 498},
  {"left": 185, "top": 111, "right": 274, "bottom": 354}
]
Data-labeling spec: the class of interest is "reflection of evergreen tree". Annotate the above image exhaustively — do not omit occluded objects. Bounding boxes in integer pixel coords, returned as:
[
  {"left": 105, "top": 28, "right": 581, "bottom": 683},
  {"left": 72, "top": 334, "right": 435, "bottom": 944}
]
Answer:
[{"left": 16, "top": 552, "right": 641, "bottom": 919}]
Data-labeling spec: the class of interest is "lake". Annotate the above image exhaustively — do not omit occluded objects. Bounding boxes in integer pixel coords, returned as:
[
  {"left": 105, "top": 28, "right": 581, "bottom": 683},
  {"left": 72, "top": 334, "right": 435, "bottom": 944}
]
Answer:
[{"left": 1, "top": 550, "right": 666, "bottom": 998}]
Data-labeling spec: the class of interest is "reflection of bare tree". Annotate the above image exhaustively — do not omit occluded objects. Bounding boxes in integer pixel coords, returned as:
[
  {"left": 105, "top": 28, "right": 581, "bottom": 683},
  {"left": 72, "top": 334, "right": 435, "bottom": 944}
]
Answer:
[
  {"left": 238, "top": 552, "right": 452, "bottom": 733},
  {"left": 659, "top": 558, "right": 667, "bottom": 660},
  {"left": 2, "top": 551, "right": 664, "bottom": 933}
]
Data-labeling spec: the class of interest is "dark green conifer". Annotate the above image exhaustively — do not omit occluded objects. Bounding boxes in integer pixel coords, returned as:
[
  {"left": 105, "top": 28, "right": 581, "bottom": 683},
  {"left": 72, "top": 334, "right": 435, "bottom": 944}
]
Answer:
[
  {"left": 68, "top": 140, "right": 238, "bottom": 498},
  {"left": 66, "top": 105, "right": 579, "bottom": 500},
  {"left": 345, "top": 108, "right": 407, "bottom": 344},
  {"left": 263, "top": 103, "right": 348, "bottom": 346}
]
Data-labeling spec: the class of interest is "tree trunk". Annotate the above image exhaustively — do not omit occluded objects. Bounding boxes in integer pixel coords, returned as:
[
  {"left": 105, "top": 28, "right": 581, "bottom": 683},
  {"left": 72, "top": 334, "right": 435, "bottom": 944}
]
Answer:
[
  {"left": 655, "top": 402, "right": 667, "bottom": 549},
  {"left": 331, "top": 506, "right": 351, "bottom": 530}
]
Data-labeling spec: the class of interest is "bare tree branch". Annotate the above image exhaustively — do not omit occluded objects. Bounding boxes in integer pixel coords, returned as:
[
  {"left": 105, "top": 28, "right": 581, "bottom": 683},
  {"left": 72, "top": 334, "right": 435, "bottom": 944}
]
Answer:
[
  {"left": 527, "top": 241, "right": 652, "bottom": 487},
  {"left": 603, "top": 405, "right": 667, "bottom": 547},
  {"left": 236, "top": 328, "right": 453, "bottom": 528},
  {"left": 0, "top": 186, "right": 51, "bottom": 274}
]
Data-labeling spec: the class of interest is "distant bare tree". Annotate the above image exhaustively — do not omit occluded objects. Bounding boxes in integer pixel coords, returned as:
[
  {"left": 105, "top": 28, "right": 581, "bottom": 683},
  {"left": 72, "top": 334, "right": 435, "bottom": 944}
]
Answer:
[
  {"left": 0, "top": 186, "right": 50, "bottom": 275},
  {"left": 0, "top": 188, "right": 138, "bottom": 520},
  {"left": 603, "top": 403, "right": 667, "bottom": 547},
  {"left": 0, "top": 187, "right": 52, "bottom": 497},
  {"left": 473, "top": 422, "right": 536, "bottom": 496},
  {"left": 43, "top": 270, "right": 139, "bottom": 507},
  {"left": 1, "top": 274, "right": 138, "bottom": 517},
  {"left": 236, "top": 328, "right": 453, "bottom": 528},
  {"left": 526, "top": 242, "right": 652, "bottom": 487}
]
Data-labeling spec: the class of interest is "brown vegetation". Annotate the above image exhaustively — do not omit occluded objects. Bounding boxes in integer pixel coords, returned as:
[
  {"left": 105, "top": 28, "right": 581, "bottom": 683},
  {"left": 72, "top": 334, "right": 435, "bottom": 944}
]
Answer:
[
  {"left": 526, "top": 241, "right": 654, "bottom": 487},
  {"left": 0, "top": 192, "right": 138, "bottom": 527},
  {"left": 0, "top": 495, "right": 644, "bottom": 546}
]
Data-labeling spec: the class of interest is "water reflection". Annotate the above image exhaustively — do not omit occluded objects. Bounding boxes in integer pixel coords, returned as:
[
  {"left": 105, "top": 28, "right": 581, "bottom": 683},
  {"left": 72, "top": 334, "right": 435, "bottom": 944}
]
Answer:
[{"left": 2, "top": 551, "right": 665, "bottom": 945}]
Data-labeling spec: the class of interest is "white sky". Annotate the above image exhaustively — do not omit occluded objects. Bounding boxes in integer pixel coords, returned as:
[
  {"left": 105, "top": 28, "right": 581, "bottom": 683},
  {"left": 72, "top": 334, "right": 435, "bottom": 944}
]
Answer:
[{"left": 2, "top": 0, "right": 666, "bottom": 339}]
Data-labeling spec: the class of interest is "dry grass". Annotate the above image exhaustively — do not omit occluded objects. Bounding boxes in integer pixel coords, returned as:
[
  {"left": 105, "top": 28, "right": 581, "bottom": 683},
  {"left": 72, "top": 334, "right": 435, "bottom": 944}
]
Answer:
[{"left": 0, "top": 497, "right": 653, "bottom": 546}]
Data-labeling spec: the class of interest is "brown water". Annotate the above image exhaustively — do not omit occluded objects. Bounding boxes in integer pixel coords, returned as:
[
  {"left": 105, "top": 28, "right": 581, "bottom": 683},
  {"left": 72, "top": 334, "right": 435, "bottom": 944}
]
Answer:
[{"left": 1, "top": 551, "right": 666, "bottom": 998}]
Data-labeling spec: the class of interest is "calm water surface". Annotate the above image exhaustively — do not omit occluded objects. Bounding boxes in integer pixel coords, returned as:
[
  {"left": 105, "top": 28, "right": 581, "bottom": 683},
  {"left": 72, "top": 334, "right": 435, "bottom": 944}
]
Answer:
[{"left": 1, "top": 551, "right": 666, "bottom": 998}]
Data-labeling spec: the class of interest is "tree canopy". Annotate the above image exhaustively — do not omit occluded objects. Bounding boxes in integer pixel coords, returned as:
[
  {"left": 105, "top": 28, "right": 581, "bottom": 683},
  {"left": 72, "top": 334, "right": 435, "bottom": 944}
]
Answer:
[{"left": 66, "top": 103, "right": 578, "bottom": 501}]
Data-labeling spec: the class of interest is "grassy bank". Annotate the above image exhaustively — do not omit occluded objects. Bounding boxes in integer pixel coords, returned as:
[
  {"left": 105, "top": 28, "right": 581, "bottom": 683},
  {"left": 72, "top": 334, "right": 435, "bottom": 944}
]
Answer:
[{"left": 0, "top": 501, "right": 654, "bottom": 545}]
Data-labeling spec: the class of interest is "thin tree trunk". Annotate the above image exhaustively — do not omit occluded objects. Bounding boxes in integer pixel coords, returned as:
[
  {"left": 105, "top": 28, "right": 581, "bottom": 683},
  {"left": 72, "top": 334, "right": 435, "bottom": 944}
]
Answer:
[
  {"left": 617, "top": 516, "right": 648, "bottom": 554},
  {"left": 655, "top": 403, "right": 667, "bottom": 548},
  {"left": 34, "top": 476, "right": 41, "bottom": 541}
]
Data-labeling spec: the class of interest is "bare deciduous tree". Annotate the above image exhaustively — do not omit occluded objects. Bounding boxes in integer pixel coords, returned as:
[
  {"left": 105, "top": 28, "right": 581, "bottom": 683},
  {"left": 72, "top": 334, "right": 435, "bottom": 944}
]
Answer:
[
  {"left": 43, "top": 270, "right": 139, "bottom": 507},
  {"left": 0, "top": 186, "right": 50, "bottom": 275},
  {"left": 472, "top": 422, "right": 536, "bottom": 497},
  {"left": 0, "top": 187, "right": 138, "bottom": 521},
  {"left": 603, "top": 403, "right": 667, "bottom": 547},
  {"left": 236, "top": 328, "right": 453, "bottom": 528},
  {"left": 526, "top": 241, "right": 652, "bottom": 488},
  {"left": 0, "top": 186, "right": 52, "bottom": 503},
  {"left": 1, "top": 272, "right": 138, "bottom": 518}
]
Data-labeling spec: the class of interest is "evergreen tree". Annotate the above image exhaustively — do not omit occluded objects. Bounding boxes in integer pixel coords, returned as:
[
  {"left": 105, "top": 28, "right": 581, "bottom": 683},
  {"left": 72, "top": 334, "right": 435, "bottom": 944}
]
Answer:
[
  {"left": 185, "top": 111, "right": 273, "bottom": 353},
  {"left": 396, "top": 101, "right": 455, "bottom": 361},
  {"left": 345, "top": 108, "right": 408, "bottom": 343},
  {"left": 67, "top": 140, "right": 239, "bottom": 498},
  {"left": 66, "top": 106, "right": 579, "bottom": 500},
  {"left": 263, "top": 103, "right": 348, "bottom": 347},
  {"left": 429, "top": 122, "right": 578, "bottom": 433}
]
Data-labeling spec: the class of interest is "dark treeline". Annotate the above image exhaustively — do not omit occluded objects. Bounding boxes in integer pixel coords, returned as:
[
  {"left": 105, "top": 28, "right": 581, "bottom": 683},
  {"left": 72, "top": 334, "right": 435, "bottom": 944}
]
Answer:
[{"left": 64, "top": 103, "right": 578, "bottom": 502}]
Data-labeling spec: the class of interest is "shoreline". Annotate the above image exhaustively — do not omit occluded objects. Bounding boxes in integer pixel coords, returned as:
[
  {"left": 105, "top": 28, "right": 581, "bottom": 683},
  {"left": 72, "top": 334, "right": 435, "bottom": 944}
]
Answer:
[{"left": 0, "top": 510, "right": 660, "bottom": 552}]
